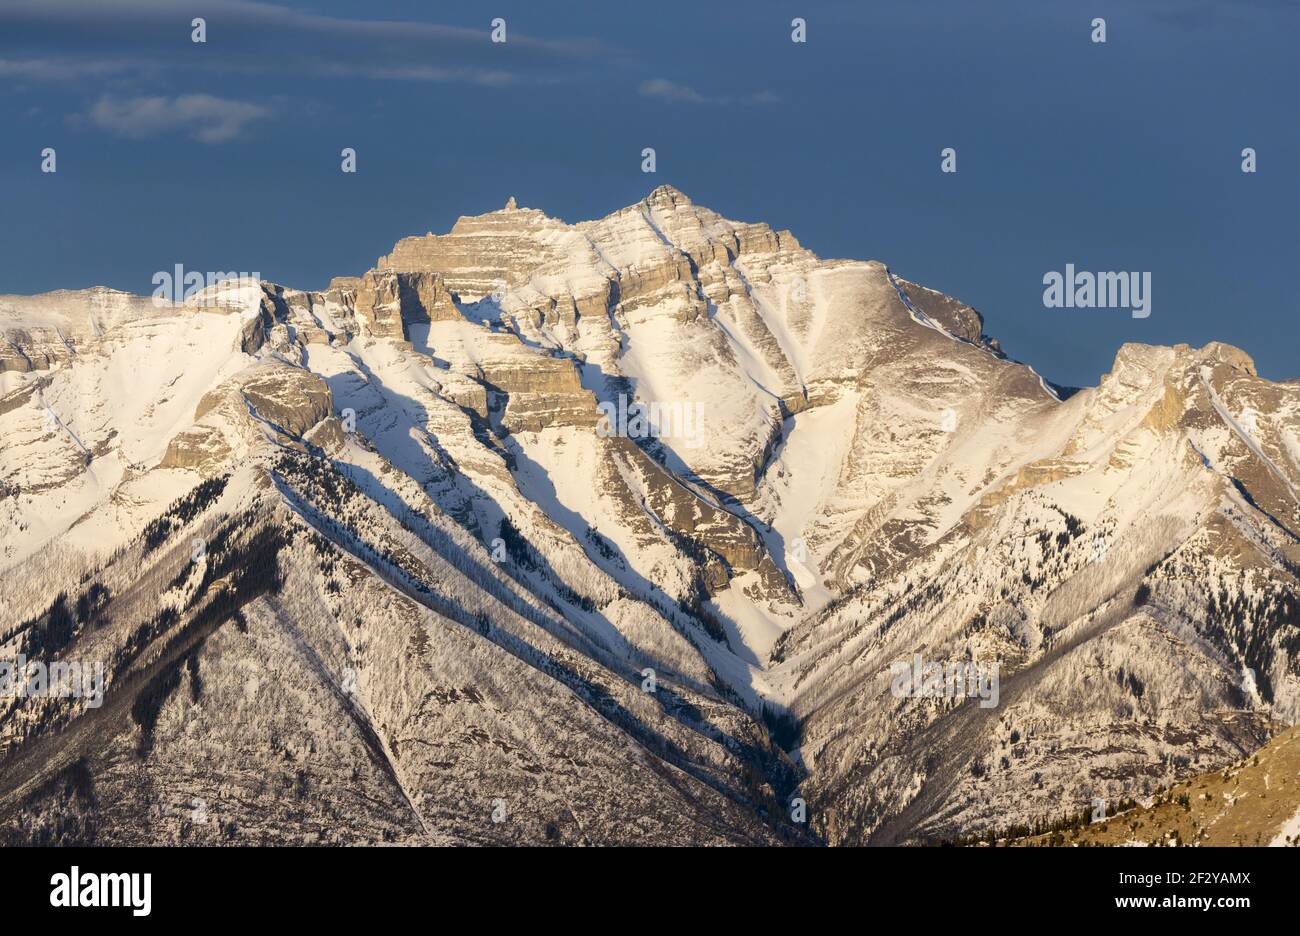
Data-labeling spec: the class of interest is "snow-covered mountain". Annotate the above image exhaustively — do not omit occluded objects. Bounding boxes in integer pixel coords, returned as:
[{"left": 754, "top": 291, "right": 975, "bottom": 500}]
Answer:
[{"left": 2, "top": 186, "right": 1297, "bottom": 845}]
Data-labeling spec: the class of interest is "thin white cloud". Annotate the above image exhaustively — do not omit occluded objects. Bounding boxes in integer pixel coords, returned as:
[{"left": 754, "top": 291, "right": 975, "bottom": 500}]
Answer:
[
  {"left": 84, "top": 94, "right": 271, "bottom": 143},
  {"left": 0, "top": 57, "right": 135, "bottom": 80},
  {"left": 639, "top": 78, "right": 710, "bottom": 104},
  {"left": 311, "top": 63, "right": 516, "bottom": 87},
  {"left": 0, "top": 0, "right": 613, "bottom": 85},
  {"left": 639, "top": 78, "right": 781, "bottom": 107}
]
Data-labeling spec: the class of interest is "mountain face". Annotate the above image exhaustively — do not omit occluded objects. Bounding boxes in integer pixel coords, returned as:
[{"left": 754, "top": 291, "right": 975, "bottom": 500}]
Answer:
[
  {"left": 1008, "top": 723, "right": 1300, "bottom": 847},
  {"left": 1, "top": 186, "right": 1297, "bottom": 846}
]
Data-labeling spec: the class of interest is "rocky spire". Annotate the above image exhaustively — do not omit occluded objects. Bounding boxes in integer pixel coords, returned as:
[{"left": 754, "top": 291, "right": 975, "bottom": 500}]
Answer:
[{"left": 644, "top": 184, "right": 691, "bottom": 209}]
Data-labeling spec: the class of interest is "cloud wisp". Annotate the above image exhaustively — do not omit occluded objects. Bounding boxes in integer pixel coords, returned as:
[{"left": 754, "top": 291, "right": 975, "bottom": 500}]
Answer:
[
  {"left": 0, "top": 0, "right": 615, "bottom": 87},
  {"left": 82, "top": 93, "right": 272, "bottom": 143},
  {"left": 638, "top": 78, "right": 780, "bottom": 106}
]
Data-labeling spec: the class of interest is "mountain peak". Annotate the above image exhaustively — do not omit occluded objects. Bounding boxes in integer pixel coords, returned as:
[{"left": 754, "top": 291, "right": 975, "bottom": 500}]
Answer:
[
  {"left": 1199, "top": 340, "right": 1257, "bottom": 376},
  {"left": 644, "top": 184, "right": 692, "bottom": 209},
  {"left": 1109, "top": 340, "right": 1259, "bottom": 383}
]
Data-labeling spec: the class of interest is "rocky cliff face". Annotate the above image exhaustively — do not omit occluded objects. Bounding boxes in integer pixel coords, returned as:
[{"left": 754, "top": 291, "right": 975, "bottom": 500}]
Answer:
[
  {"left": 352, "top": 270, "right": 462, "bottom": 339},
  {"left": 0, "top": 188, "right": 1296, "bottom": 846}
]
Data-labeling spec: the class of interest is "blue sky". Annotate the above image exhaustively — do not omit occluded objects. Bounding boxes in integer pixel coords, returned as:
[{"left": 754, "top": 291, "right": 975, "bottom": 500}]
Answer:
[{"left": 1, "top": 0, "right": 1296, "bottom": 388}]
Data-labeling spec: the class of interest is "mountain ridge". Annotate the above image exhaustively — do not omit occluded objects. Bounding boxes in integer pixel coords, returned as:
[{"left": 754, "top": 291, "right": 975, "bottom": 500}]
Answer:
[{"left": 2, "top": 187, "right": 1297, "bottom": 846}]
